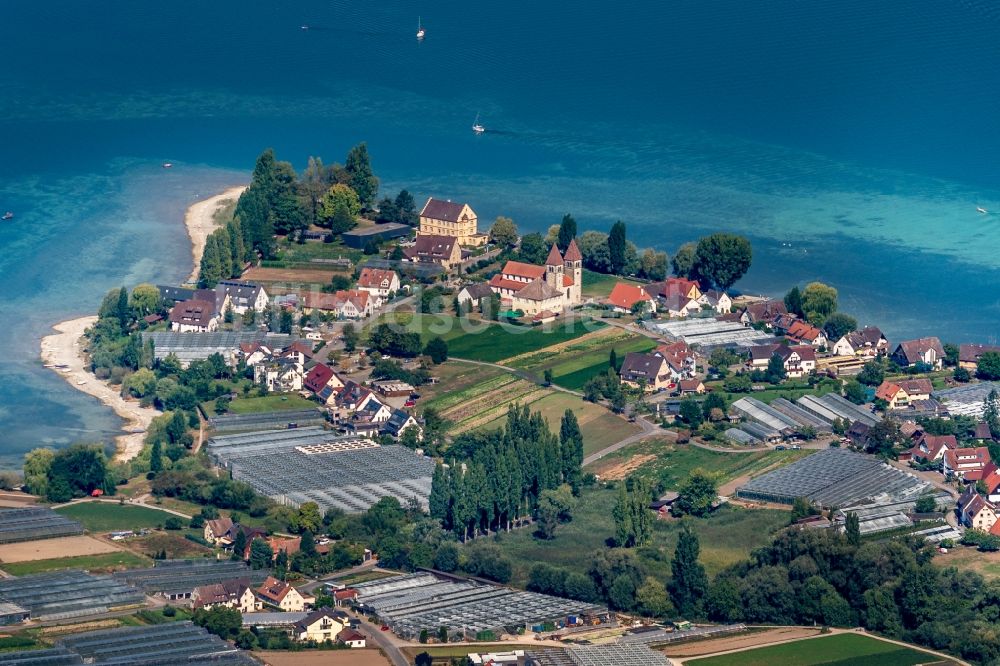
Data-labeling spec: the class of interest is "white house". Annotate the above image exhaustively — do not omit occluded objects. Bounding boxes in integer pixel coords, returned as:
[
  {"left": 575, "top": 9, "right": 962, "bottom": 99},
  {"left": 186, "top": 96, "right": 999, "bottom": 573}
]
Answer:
[
  {"left": 832, "top": 327, "right": 888, "bottom": 358},
  {"left": 356, "top": 268, "right": 399, "bottom": 302},
  {"left": 698, "top": 289, "right": 732, "bottom": 314},
  {"left": 217, "top": 281, "right": 269, "bottom": 314},
  {"left": 169, "top": 300, "right": 219, "bottom": 333}
]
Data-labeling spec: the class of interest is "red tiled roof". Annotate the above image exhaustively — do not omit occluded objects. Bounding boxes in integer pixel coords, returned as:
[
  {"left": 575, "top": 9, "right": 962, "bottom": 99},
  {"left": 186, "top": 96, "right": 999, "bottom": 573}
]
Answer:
[
  {"left": 357, "top": 267, "right": 397, "bottom": 289},
  {"left": 945, "top": 446, "right": 992, "bottom": 473},
  {"left": 545, "top": 244, "right": 564, "bottom": 266},
  {"left": 647, "top": 277, "right": 700, "bottom": 299},
  {"left": 564, "top": 238, "right": 582, "bottom": 262},
  {"left": 169, "top": 299, "right": 216, "bottom": 326},
  {"left": 875, "top": 381, "right": 903, "bottom": 402},
  {"left": 787, "top": 320, "right": 823, "bottom": 342},
  {"left": 305, "top": 364, "right": 335, "bottom": 393},
  {"left": 256, "top": 576, "right": 293, "bottom": 603},
  {"left": 489, "top": 275, "right": 530, "bottom": 293},
  {"left": 897, "top": 378, "right": 933, "bottom": 396},
  {"left": 500, "top": 260, "right": 546, "bottom": 280},
  {"left": 607, "top": 283, "right": 652, "bottom": 310}
]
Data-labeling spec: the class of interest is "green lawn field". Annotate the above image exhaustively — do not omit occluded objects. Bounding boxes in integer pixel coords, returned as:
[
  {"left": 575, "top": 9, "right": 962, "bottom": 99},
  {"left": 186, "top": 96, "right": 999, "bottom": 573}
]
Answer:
[
  {"left": 687, "top": 633, "right": 956, "bottom": 666},
  {"left": 225, "top": 394, "right": 317, "bottom": 414},
  {"left": 55, "top": 502, "right": 176, "bottom": 532},
  {"left": 1, "top": 551, "right": 149, "bottom": 576},
  {"left": 477, "top": 486, "right": 789, "bottom": 588},
  {"left": 580, "top": 269, "right": 645, "bottom": 299}
]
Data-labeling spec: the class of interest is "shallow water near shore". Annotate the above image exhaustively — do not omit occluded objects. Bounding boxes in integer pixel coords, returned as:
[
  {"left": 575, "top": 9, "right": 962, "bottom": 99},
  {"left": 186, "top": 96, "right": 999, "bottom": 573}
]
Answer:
[{"left": 1, "top": 0, "right": 1000, "bottom": 461}]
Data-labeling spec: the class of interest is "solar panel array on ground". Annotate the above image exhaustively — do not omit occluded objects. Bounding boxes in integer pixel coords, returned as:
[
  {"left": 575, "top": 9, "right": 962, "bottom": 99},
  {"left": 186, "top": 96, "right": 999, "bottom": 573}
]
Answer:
[
  {"left": 737, "top": 448, "right": 933, "bottom": 507},
  {"left": 112, "top": 560, "right": 268, "bottom": 596},
  {"left": 208, "top": 409, "right": 325, "bottom": 432},
  {"left": 0, "top": 507, "right": 84, "bottom": 544},
  {"left": 0, "top": 570, "right": 146, "bottom": 622},
  {"left": 59, "top": 621, "right": 259, "bottom": 665},
  {"left": 142, "top": 331, "right": 294, "bottom": 365},
  {"left": 935, "top": 382, "right": 1000, "bottom": 418},
  {"left": 353, "top": 572, "right": 607, "bottom": 639},
  {"left": 647, "top": 319, "right": 774, "bottom": 348},
  {"left": 218, "top": 432, "right": 435, "bottom": 513}
]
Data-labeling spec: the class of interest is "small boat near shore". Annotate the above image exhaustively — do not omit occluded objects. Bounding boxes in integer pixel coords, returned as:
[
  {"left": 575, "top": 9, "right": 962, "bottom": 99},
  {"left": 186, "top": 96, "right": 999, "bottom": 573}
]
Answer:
[
  {"left": 2, "top": 212, "right": 13, "bottom": 221},
  {"left": 162, "top": 162, "right": 173, "bottom": 169},
  {"left": 977, "top": 206, "right": 988, "bottom": 214}
]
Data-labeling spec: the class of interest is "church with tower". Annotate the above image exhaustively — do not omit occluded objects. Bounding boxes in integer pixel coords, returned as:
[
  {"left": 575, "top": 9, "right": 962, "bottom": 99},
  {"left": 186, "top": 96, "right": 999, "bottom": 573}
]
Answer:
[{"left": 488, "top": 239, "right": 583, "bottom": 316}]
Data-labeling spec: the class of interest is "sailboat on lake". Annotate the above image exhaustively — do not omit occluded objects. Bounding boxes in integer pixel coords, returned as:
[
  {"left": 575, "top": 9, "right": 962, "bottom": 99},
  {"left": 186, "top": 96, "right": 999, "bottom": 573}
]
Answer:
[
  {"left": 416, "top": 17, "right": 425, "bottom": 40},
  {"left": 472, "top": 112, "right": 485, "bottom": 134}
]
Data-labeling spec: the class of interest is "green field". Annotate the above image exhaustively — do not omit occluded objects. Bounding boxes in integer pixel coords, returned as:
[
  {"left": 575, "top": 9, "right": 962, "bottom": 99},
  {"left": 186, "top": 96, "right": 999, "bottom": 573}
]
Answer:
[
  {"left": 688, "top": 633, "right": 955, "bottom": 666},
  {"left": 712, "top": 378, "right": 841, "bottom": 405},
  {"left": 272, "top": 238, "right": 364, "bottom": 266},
  {"left": 1, "top": 551, "right": 150, "bottom": 576},
  {"left": 580, "top": 269, "right": 645, "bottom": 299},
  {"left": 479, "top": 486, "right": 789, "bottom": 587},
  {"left": 55, "top": 502, "right": 177, "bottom": 532},
  {"left": 225, "top": 394, "right": 318, "bottom": 414}
]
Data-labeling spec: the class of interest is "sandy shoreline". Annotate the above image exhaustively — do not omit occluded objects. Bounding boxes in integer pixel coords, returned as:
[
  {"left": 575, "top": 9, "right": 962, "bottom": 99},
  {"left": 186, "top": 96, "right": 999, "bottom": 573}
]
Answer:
[
  {"left": 40, "top": 316, "right": 159, "bottom": 462},
  {"left": 184, "top": 185, "right": 247, "bottom": 284},
  {"left": 39, "top": 185, "right": 247, "bottom": 462}
]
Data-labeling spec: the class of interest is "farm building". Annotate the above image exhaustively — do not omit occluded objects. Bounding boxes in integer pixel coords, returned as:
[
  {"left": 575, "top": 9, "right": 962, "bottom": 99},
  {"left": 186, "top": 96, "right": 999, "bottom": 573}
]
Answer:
[
  {"left": 207, "top": 409, "right": 325, "bottom": 432},
  {"left": 645, "top": 318, "right": 773, "bottom": 349},
  {"left": 352, "top": 572, "right": 608, "bottom": 640},
  {"left": 56, "top": 621, "right": 258, "bottom": 665},
  {"left": 0, "top": 507, "right": 84, "bottom": 544},
  {"left": 934, "top": 382, "right": 1000, "bottom": 418},
  {"left": 341, "top": 222, "right": 412, "bottom": 249},
  {"left": 0, "top": 570, "right": 146, "bottom": 622},
  {"left": 113, "top": 560, "right": 268, "bottom": 601},
  {"left": 737, "top": 448, "right": 934, "bottom": 508},
  {"left": 142, "top": 331, "right": 295, "bottom": 367}
]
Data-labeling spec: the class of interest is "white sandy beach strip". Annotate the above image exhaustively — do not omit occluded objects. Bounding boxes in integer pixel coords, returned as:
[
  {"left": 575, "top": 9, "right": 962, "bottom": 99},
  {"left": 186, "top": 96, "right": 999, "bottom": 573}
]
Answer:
[{"left": 184, "top": 185, "right": 247, "bottom": 284}]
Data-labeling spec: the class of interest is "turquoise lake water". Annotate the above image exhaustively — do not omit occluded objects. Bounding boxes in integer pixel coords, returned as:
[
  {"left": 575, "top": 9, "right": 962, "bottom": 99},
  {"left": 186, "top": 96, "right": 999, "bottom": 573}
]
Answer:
[{"left": 1, "top": 0, "right": 999, "bottom": 464}]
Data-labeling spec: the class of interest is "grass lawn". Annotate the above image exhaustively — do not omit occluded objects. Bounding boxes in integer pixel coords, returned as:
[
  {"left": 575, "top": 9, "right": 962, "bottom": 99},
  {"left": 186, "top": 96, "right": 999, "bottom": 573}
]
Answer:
[
  {"left": 55, "top": 502, "right": 175, "bottom": 532},
  {"left": 1, "top": 551, "right": 149, "bottom": 576},
  {"left": 580, "top": 269, "right": 645, "bottom": 299},
  {"left": 687, "top": 633, "right": 956, "bottom": 666},
  {"left": 273, "top": 239, "right": 364, "bottom": 265},
  {"left": 128, "top": 532, "right": 211, "bottom": 559},
  {"left": 588, "top": 439, "right": 813, "bottom": 488},
  {"left": 225, "top": 394, "right": 317, "bottom": 414},
  {"left": 477, "top": 486, "right": 789, "bottom": 588}
]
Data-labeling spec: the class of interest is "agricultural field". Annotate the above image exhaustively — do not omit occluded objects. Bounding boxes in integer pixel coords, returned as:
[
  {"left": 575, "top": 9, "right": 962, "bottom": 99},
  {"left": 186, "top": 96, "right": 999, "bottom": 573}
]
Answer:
[
  {"left": 272, "top": 238, "right": 364, "bottom": 265},
  {"left": 0, "top": 551, "right": 149, "bottom": 576},
  {"left": 127, "top": 532, "right": 212, "bottom": 560},
  {"left": 0, "top": 535, "right": 120, "bottom": 564},
  {"left": 589, "top": 439, "right": 813, "bottom": 488},
  {"left": 224, "top": 394, "right": 317, "bottom": 414},
  {"left": 687, "top": 632, "right": 957, "bottom": 666},
  {"left": 480, "top": 485, "right": 789, "bottom": 588},
  {"left": 55, "top": 502, "right": 176, "bottom": 533},
  {"left": 241, "top": 266, "right": 339, "bottom": 286}
]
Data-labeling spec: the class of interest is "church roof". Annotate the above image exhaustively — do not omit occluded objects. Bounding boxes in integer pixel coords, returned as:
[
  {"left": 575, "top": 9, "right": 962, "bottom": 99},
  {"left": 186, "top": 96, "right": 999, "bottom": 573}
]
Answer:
[
  {"left": 564, "top": 239, "right": 582, "bottom": 262},
  {"left": 545, "top": 244, "right": 564, "bottom": 266}
]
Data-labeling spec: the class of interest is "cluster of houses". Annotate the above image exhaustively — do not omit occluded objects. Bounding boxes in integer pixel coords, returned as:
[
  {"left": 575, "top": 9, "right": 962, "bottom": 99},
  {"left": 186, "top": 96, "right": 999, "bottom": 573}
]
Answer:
[
  {"left": 159, "top": 281, "right": 270, "bottom": 333},
  {"left": 606, "top": 277, "right": 730, "bottom": 318},
  {"left": 618, "top": 342, "right": 703, "bottom": 395}
]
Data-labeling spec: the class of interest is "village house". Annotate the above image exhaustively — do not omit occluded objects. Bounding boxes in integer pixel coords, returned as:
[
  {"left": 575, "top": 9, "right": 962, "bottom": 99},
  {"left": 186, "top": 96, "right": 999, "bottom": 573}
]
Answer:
[
  {"left": 960, "top": 490, "right": 998, "bottom": 531},
  {"left": 337, "top": 628, "right": 367, "bottom": 648},
  {"left": 217, "top": 280, "right": 269, "bottom": 314},
  {"left": 456, "top": 282, "right": 495, "bottom": 309},
  {"left": 333, "top": 588, "right": 358, "bottom": 607},
  {"left": 606, "top": 283, "right": 655, "bottom": 314},
  {"left": 875, "top": 379, "right": 933, "bottom": 410},
  {"left": 656, "top": 341, "right": 697, "bottom": 379},
  {"left": 698, "top": 289, "right": 732, "bottom": 314},
  {"left": 301, "top": 290, "right": 373, "bottom": 319},
  {"left": 267, "top": 536, "right": 301, "bottom": 562},
  {"left": 785, "top": 320, "right": 828, "bottom": 348},
  {"left": 982, "top": 464, "right": 1000, "bottom": 503},
  {"left": 382, "top": 408, "right": 422, "bottom": 441},
  {"left": 252, "top": 347, "right": 306, "bottom": 393},
  {"left": 488, "top": 242, "right": 583, "bottom": 316},
  {"left": 293, "top": 608, "right": 347, "bottom": 642},
  {"left": 304, "top": 364, "right": 346, "bottom": 405},
  {"left": 748, "top": 344, "right": 782, "bottom": 370},
  {"left": 659, "top": 293, "right": 701, "bottom": 318},
  {"left": 418, "top": 198, "right": 487, "bottom": 246},
  {"left": 169, "top": 299, "right": 219, "bottom": 333},
  {"left": 832, "top": 327, "right": 888, "bottom": 358},
  {"left": 891, "top": 337, "right": 945, "bottom": 369},
  {"left": 192, "top": 578, "right": 260, "bottom": 613},
  {"left": 203, "top": 517, "right": 235, "bottom": 546},
  {"left": 945, "top": 446, "right": 993, "bottom": 481},
  {"left": 747, "top": 344, "right": 815, "bottom": 377},
  {"left": 647, "top": 277, "right": 702, "bottom": 302},
  {"left": 959, "top": 344, "right": 1000, "bottom": 373},
  {"left": 256, "top": 576, "right": 308, "bottom": 612},
  {"left": 619, "top": 352, "right": 671, "bottom": 392},
  {"left": 356, "top": 267, "right": 400, "bottom": 301},
  {"left": 678, "top": 379, "right": 706, "bottom": 395},
  {"left": 239, "top": 342, "right": 273, "bottom": 368},
  {"left": 739, "top": 300, "right": 788, "bottom": 328},
  {"left": 906, "top": 433, "right": 956, "bottom": 464},
  {"left": 403, "top": 234, "right": 462, "bottom": 269}
]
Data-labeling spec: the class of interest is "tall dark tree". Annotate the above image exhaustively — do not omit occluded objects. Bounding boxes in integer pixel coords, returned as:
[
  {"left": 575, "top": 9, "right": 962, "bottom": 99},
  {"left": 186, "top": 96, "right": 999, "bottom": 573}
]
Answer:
[
  {"left": 784, "top": 286, "right": 804, "bottom": 317},
  {"left": 608, "top": 221, "right": 627, "bottom": 274},
  {"left": 230, "top": 529, "right": 247, "bottom": 561},
  {"left": 149, "top": 438, "right": 163, "bottom": 474},
  {"left": 300, "top": 530, "right": 317, "bottom": 558},
  {"left": 672, "top": 242, "right": 697, "bottom": 278},
  {"left": 115, "top": 287, "right": 130, "bottom": 331},
  {"left": 559, "top": 410, "right": 584, "bottom": 493},
  {"left": 235, "top": 149, "right": 278, "bottom": 257},
  {"left": 394, "top": 189, "right": 418, "bottom": 226},
  {"left": 557, "top": 214, "right": 577, "bottom": 251},
  {"left": 845, "top": 512, "right": 861, "bottom": 547},
  {"left": 692, "top": 233, "right": 752, "bottom": 290},
  {"left": 669, "top": 522, "right": 708, "bottom": 617},
  {"left": 345, "top": 143, "right": 379, "bottom": 208}
]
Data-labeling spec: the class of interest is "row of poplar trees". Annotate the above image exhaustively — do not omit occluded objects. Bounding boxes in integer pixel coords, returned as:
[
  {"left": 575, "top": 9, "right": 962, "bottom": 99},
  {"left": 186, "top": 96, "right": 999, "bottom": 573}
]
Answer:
[{"left": 428, "top": 405, "right": 584, "bottom": 541}]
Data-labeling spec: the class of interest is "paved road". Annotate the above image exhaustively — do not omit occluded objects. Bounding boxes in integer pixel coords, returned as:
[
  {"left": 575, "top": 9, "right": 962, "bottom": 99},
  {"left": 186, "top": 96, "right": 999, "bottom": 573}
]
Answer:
[{"left": 348, "top": 611, "right": 409, "bottom": 666}]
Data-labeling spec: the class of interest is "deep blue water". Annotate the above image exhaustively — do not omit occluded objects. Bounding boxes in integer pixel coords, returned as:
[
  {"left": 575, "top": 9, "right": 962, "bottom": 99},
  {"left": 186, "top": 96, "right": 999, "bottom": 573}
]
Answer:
[{"left": 2, "top": 0, "right": 1000, "bottom": 464}]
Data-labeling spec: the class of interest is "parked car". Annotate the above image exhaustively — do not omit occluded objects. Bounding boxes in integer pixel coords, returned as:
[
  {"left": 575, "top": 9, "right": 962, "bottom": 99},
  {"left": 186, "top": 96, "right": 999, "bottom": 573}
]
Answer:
[{"left": 775, "top": 445, "right": 786, "bottom": 451}]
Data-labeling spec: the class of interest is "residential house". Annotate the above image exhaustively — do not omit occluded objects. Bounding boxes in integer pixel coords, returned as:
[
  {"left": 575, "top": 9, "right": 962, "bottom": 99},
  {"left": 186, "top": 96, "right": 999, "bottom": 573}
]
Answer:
[
  {"left": 333, "top": 589, "right": 358, "bottom": 607},
  {"left": 217, "top": 281, "right": 269, "bottom": 314},
  {"left": 268, "top": 537, "right": 301, "bottom": 562},
  {"left": 785, "top": 320, "right": 828, "bottom": 348},
  {"left": 418, "top": 198, "right": 487, "bottom": 246},
  {"left": 193, "top": 288, "right": 233, "bottom": 318},
  {"left": 698, "top": 289, "right": 732, "bottom": 314},
  {"left": 832, "top": 327, "right": 889, "bottom": 359},
  {"left": 382, "top": 408, "right": 422, "bottom": 441},
  {"left": 488, "top": 243, "right": 582, "bottom": 316},
  {"left": 203, "top": 517, "right": 235, "bottom": 546},
  {"left": 847, "top": 421, "right": 871, "bottom": 448},
  {"left": 239, "top": 342, "right": 274, "bottom": 368},
  {"left": 748, "top": 344, "right": 782, "bottom": 370},
  {"left": 959, "top": 344, "right": 1000, "bottom": 373},
  {"left": 356, "top": 267, "right": 400, "bottom": 302},
  {"left": 169, "top": 300, "right": 219, "bottom": 333},
  {"left": 230, "top": 525, "right": 268, "bottom": 559},
  {"left": 157, "top": 285, "right": 196, "bottom": 305},
  {"left": 875, "top": 378, "right": 933, "bottom": 410},
  {"left": 906, "top": 434, "right": 957, "bottom": 464},
  {"left": 293, "top": 608, "right": 346, "bottom": 643},
  {"left": 337, "top": 628, "right": 367, "bottom": 648},
  {"left": 302, "top": 290, "right": 373, "bottom": 319},
  {"left": 944, "top": 446, "right": 993, "bottom": 481},
  {"left": 891, "top": 337, "right": 945, "bottom": 369},
  {"left": 659, "top": 293, "right": 701, "bottom": 318},
  {"left": 456, "top": 283, "right": 495, "bottom": 309},
  {"left": 192, "top": 578, "right": 260, "bottom": 613},
  {"left": 252, "top": 348, "right": 305, "bottom": 393},
  {"left": 256, "top": 576, "right": 308, "bottom": 612},
  {"left": 304, "top": 364, "right": 345, "bottom": 405},
  {"left": 656, "top": 341, "right": 697, "bottom": 379},
  {"left": 619, "top": 352, "right": 671, "bottom": 392},
  {"left": 739, "top": 300, "right": 787, "bottom": 328},
  {"left": 606, "top": 283, "right": 655, "bottom": 314},
  {"left": 678, "top": 379, "right": 706, "bottom": 395},
  {"left": 774, "top": 345, "right": 817, "bottom": 378},
  {"left": 971, "top": 422, "right": 995, "bottom": 443},
  {"left": 981, "top": 464, "right": 1000, "bottom": 503},
  {"left": 403, "top": 234, "right": 462, "bottom": 269},
  {"left": 960, "top": 491, "right": 998, "bottom": 531},
  {"left": 647, "top": 277, "right": 702, "bottom": 302}
]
